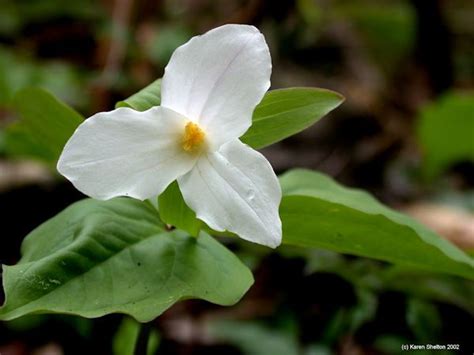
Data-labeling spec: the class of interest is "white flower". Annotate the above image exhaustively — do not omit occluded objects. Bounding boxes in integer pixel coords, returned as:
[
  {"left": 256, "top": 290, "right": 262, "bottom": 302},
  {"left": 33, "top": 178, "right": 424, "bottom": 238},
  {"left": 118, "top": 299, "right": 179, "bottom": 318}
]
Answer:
[{"left": 57, "top": 24, "right": 282, "bottom": 248}]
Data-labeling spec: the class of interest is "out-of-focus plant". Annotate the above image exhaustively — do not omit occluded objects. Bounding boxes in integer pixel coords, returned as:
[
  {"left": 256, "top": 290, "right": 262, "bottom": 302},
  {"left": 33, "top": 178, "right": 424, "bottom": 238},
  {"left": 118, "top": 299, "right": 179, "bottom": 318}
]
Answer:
[
  {"left": 417, "top": 91, "right": 474, "bottom": 180},
  {"left": 0, "top": 47, "right": 86, "bottom": 107},
  {"left": 334, "top": 1, "right": 415, "bottom": 72}
]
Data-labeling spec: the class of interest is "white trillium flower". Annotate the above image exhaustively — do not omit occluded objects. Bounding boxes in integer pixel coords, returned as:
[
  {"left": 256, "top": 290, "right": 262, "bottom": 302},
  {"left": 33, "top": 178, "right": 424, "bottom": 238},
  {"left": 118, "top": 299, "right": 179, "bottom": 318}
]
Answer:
[{"left": 57, "top": 24, "right": 282, "bottom": 248}]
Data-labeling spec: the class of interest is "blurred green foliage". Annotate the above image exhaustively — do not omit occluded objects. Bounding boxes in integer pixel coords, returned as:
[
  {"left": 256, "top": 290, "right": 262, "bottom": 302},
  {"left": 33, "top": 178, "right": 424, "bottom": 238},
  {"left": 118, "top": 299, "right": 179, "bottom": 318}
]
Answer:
[
  {"left": 0, "top": 0, "right": 102, "bottom": 36},
  {"left": 145, "top": 25, "right": 192, "bottom": 66},
  {"left": 334, "top": 1, "right": 415, "bottom": 72},
  {"left": 209, "top": 320, "right": 300, "bottom": 355},
  {"left": 0, "top": 47, "right": 87, "bottom": 107},
  {"left": 417, "top": 92, "right": 474, "bottom": 179}
]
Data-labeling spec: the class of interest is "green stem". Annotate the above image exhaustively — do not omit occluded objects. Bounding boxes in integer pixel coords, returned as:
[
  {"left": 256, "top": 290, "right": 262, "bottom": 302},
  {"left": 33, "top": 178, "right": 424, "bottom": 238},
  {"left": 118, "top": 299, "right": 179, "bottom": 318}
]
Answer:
[{"left": 134, "top": 321, "right": 153, "bottom": 355}]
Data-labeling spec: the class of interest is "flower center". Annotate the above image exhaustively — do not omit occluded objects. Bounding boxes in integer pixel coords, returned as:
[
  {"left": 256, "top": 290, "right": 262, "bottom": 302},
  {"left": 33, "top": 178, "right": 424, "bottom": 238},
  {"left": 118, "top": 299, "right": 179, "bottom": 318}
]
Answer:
[{"left": 182, "top": 121, "right": 206, "bottom": 153}]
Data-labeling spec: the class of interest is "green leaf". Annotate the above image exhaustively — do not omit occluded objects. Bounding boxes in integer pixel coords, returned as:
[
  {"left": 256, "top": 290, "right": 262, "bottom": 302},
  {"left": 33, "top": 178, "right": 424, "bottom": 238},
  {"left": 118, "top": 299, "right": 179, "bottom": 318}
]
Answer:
[
  {"left": 158, "top": 181, "right": 202, "bottom": 236},
  {"left": 0, "top": 198, "right": 253, "bottom": 322},
  {"left": 116, "top": 79, "right": 162, "bottom": 111},
  {"left": 241, "top": 88, "right": 344, "bottom": 149},
  {"left": 417, "top": 91, "right": 474, "bottom": 179},
  {"left": 7, "top": 87, "right": 83, "bottom": 162},
  {"left": 280, "top": 169, "right": 474, "bottom": 279},
  {"left": 113, "top": 317, "right": 159, "bottom": 355}
]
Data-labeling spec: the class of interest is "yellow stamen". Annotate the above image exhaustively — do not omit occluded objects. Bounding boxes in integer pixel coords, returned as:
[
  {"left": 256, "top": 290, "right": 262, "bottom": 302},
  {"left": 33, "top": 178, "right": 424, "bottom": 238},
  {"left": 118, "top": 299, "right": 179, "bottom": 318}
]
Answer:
[{"left": 182, "top": 121, "right": 206, "bottom": 153}]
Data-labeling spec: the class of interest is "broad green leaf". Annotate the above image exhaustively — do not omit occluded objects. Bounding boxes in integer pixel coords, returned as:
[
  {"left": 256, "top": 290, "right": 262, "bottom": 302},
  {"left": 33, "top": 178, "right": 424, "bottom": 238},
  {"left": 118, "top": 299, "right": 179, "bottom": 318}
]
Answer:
[
  {"left": 7, "top": 87, "right": 83, "bottom": 162},
  {"left": 280, "top": 169, "right": 474, "bottom": 279},
  {"left": 158, "top": 181, "right": 202, "bottom": 236},
  {"left": 241, "top": 88, "right": 344, "bottom": 149},
  {"left": 115, "top": 82, "right": 343, "bottom": 149},
  {"left": 113, "top": 317, "right": 159, "bottom": 355},
  {"left": 0, "top": 198, "right": 253, "bottom": 322},
  {"left": 116, "top": 79, "right": 162, "bottom": 111},
  {"left": 417, "top": 92, "right": 474, "bottom": 179}
]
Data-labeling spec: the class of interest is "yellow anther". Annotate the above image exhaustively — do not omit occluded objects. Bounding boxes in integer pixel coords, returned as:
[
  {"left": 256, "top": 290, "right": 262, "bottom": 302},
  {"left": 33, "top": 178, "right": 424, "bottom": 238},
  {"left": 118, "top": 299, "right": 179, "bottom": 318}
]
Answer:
[{"left": 182, "top": 121, "right": 206, "bottom": 153}]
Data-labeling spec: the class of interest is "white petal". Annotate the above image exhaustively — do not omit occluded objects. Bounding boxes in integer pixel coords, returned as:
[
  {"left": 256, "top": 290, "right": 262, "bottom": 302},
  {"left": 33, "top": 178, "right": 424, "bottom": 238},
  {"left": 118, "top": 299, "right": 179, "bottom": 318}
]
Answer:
[
  {"left": 161, "top": 24, "right": 271, "bottom": 148},
  {"left": 58, "top": 107, "right": 196, "bottom": 200},
  {"left": 178, "top": 140, "right": 282, "bottom": 248}
]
